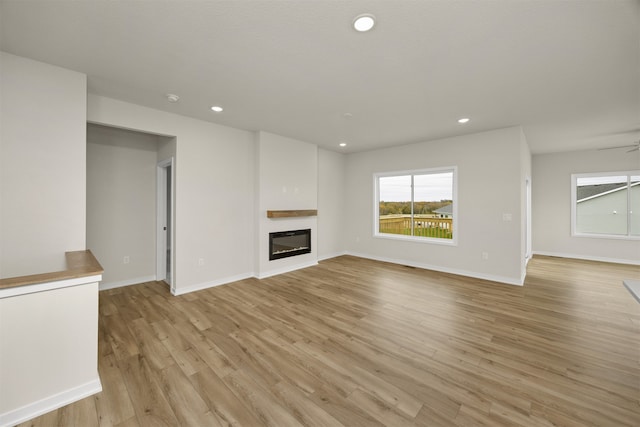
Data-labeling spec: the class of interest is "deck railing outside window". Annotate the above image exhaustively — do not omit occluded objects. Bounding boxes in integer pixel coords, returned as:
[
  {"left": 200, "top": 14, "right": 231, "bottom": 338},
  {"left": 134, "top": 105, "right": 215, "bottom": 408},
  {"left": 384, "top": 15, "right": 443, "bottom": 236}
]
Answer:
[{"left": 379, "top": 215, "right": 453, "bottom": 239}]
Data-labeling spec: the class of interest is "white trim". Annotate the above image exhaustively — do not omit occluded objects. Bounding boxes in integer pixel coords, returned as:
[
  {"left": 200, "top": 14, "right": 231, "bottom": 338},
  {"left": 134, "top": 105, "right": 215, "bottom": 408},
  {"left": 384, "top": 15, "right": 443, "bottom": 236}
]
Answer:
[
  {"left": 0, "top": 275, "right": 102, "bottom": 299},
  {"left": 525, "top": 176, "right": 532, "bottom": 261},
  {"left": 156, "top": 162, "right": 166, "bottom": 282},
  {"left": 374, "top": 166, "right": 458, "bottom": 179},
  {"left": 373, "top": 166, "right": 458, "bottom": 246},
  {"left": 172, "top": 260, "right": 321, "bottom": 295},
  {"left": 156, "top": 157, "right": 175, "bottom": 291},
  {"left": 533, "top": 251, "right": 640, "bottom": 266},
  {"left": 0, "top": 378, "right": 102, "bottom": 427},
  {"left": 373, "top": 232, "right": 457, "bottom": 246},
  {"left": 99, "top": 275, "right": 158, "bottom": 291},
  {"left": 571, "top": 170, "right": 640, "bottom": 239},
  {"left": 623, "top": 280, "right": 640, "bottom": 304},
  {"left": 171, "top": 272, "right": 254, "bottom": 296},
  {"left": 256, "top": 261, "right": 319, "bottom": 280},
  {"left": 317, "top": 251, "right": 348, "bottom": 262},
  {"left": 572, "top": 170, "right": 639, "bottom": 180},
  {"left": 571, "top": 232, "right": 640, "bottom": 241},
  {"left": 346, "top": 251, "right": 524, "bottom": 286}
]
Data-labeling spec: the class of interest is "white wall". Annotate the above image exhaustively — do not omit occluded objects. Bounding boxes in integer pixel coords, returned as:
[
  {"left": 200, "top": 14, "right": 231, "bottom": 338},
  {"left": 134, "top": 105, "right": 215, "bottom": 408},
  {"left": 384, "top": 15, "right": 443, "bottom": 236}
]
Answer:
[
  {"left": 86, "top": 124, "right": 159, "bottom": 287},
  {"left": 255, "top": 131, "right": 318, "bottom": 277},
  {"left": 158, "top": 135, "right": 177, "bottom": 162},
  {"left": 0, "top": 282, "right": 101, "bottom": 427},
  {"left": 533, "top": 149, "right": 640, "bottom": 264},
  {"left": 318, "top": 148, "right": 346, "bottom": 260},
  {"left": 344, "top": 127, "right": 528, "bottom": 285},
  {"left": 88, "top": 95, "right": 255, "bottom": 294},
  {"left": 0, "top": 52, "right": 87, "bottom": 277}
]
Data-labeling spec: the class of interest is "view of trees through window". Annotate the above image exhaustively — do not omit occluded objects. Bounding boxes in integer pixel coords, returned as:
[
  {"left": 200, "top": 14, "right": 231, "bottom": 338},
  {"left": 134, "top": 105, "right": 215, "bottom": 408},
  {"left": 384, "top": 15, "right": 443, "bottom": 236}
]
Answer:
[{"left": 376, "top": 170, "right": 455, "bottom": 241}]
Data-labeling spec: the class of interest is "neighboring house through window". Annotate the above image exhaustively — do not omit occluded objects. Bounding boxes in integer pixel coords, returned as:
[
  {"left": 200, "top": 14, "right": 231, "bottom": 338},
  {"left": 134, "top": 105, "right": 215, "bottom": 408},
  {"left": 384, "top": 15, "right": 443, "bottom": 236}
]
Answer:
[
  {"left": 374, "top": 167, "right": 457, "bottom": 245},
  {"left": 571, "top": 171, "right": 640, "bottom": 238},
  {"left": 434, "top": 204, "right": 453, "bottom": 218}
]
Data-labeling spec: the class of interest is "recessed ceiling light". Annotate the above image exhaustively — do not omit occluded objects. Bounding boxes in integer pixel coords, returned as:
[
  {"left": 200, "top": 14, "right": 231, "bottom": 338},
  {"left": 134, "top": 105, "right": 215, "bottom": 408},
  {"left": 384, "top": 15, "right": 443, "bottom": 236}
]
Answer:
[
  {"left": 457, "top": 117, "right": 470, "bottom": 124},
  {"left": 339, "top": 142, "right": 347, "bottom": 147},
  {"left": 166, "top": 94, "right": 180, "bottom": 103},
  {"left": 353, "top": 14, "right": 375, "bottom": 32},
  {"left": 210, "top": 105, "right": 224, "bottom": 113}
]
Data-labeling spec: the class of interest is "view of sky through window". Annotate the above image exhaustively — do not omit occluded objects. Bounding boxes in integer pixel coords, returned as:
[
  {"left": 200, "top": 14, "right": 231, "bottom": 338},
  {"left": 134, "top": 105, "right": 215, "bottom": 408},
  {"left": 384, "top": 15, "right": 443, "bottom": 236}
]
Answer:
[{"left": 379, "top": 172, "right": 453, "bottom": 202}]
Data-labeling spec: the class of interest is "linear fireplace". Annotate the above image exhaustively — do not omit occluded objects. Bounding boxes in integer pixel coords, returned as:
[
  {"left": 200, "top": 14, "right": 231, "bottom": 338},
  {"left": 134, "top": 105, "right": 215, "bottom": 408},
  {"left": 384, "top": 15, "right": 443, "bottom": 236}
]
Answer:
[{"left": 269, "top": 229, "right": 311, "bottom": 261}]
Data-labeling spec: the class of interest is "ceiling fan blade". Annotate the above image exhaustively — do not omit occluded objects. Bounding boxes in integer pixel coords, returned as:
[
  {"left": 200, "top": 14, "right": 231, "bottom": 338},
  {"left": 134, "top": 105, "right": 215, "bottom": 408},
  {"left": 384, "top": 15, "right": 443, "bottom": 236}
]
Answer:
[
  {"left": 627, "top": 147, "right": 640, "bottom": 152},
  {"left": 592, "top": 127, "right": 640, "bottom": 138},
  {"left": 598, "top": 144, "right": 637, "bottom": 150}
]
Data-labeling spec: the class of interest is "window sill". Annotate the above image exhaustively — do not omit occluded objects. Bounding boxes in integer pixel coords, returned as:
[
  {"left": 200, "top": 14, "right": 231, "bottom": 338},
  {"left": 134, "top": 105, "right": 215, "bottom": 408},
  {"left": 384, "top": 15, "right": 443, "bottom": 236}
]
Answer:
[
  {"left": 571, "top": 232, "right": 640, "bottom": 241},
  {"left": 374, "top": 233, "right": 457, "bottom": 246}
]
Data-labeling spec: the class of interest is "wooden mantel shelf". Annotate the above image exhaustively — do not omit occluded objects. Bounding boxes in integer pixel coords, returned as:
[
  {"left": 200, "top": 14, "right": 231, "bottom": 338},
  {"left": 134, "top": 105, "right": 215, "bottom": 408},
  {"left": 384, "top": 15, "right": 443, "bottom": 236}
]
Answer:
[{"left": 267, "top": 209, "right": 318, "bottom": 218}]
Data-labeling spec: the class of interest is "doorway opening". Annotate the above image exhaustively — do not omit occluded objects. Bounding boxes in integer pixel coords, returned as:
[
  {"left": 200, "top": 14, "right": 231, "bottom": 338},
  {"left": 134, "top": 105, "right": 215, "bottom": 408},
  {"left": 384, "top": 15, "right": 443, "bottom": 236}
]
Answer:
[{"left": 157, "top": 158, "right": 175, "bottom": 291}]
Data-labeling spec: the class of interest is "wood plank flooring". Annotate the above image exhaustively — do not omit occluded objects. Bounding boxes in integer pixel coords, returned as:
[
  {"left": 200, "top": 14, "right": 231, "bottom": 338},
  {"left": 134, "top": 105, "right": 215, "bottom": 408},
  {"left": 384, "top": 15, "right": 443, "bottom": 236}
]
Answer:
[{"left": 17, "top": 255, "right": 640, "bottom": 426}]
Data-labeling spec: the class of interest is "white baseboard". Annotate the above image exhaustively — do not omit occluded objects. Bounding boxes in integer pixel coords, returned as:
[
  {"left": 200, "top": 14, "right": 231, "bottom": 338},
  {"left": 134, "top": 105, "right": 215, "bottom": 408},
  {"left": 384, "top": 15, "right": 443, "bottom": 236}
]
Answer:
[
  {"left": 99, "top": 275, "right": 157, "bottom": 291},
  {"left": 256, "top": 261, "right": 319, "bottom": 279},
  {"left": 0, "top": 377, "right": 102, "bottom": 427},
  {"left": 173, "top": 260, "right": 323, "bottom": 295},
  {"left": 533, "top": 251, "right": 640, "bottom": 266},
  {"left": 521, "top": 268, "right": 528, "bottom": 285},
  {"left": 317, "top": 251, "right": 347, "bottom": 262},
  {"left": 172, "top": 272, "right": 255, "bottom": 296},
  {"left": 346, "top": 251, "right": 524, "bottom": 286}
]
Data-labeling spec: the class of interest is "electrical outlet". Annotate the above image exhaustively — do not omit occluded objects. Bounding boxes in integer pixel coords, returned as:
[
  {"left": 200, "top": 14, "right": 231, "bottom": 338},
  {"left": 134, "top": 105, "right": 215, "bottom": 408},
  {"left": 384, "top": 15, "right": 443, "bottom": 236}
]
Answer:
[
  {"left": 123, "top": 256, "right": 130, "bottom": 264},
  {"left": 198, "top": 258, "right": 204, "bottom": 266},
  {"left": 481, "top": 252, "right": 489, "bottom": 260}
]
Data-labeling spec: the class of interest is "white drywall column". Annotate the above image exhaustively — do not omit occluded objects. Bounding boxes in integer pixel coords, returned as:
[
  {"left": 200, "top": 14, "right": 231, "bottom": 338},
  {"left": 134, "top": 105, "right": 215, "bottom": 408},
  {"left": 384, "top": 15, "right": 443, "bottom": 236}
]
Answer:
[
  {"left": 255, "top": 131, "right": 318, "bottom": 278},
  {"left": 0, "top": 52, "right": 87, "bottom": 278}
]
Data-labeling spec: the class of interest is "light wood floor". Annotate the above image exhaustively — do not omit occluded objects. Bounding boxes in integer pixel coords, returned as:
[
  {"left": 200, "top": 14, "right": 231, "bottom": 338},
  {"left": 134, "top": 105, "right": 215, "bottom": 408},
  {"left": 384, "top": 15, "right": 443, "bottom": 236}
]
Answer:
[{"left": 18, "top": 255, "right": 640, "bottom": 426}]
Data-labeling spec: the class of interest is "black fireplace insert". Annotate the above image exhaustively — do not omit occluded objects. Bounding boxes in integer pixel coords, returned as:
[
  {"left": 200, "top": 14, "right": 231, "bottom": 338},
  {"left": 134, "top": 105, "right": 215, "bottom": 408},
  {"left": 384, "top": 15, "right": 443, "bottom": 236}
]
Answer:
[{"left": 269, "top": 229, "right": 311, "bottom": 261}]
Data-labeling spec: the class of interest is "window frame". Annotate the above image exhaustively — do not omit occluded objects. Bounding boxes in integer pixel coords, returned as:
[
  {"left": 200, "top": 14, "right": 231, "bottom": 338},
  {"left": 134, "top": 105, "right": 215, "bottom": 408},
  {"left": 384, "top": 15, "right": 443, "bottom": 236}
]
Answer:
[
  {"left": 570, "top": 170, "right": 640, "bottom": 240},
  {"left": 373, "top": 166, "right": 458, "bottom": 246}
]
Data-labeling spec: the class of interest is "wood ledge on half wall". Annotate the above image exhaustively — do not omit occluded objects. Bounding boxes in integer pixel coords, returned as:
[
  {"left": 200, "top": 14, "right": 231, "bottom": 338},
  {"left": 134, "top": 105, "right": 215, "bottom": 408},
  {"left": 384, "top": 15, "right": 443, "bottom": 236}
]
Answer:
[
  {"left": 267, "top": 209, "right": 318, "bottom": 218},
  {"left": 0, "top": 249, "right": 104, "bottom": 290}
]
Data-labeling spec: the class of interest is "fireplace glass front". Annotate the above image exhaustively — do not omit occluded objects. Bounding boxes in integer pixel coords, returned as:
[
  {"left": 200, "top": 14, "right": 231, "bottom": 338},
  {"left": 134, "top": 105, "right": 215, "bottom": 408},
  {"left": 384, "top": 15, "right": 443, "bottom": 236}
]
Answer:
[{"left": 269, "top": 229, "right": 311, "bottom": 261}]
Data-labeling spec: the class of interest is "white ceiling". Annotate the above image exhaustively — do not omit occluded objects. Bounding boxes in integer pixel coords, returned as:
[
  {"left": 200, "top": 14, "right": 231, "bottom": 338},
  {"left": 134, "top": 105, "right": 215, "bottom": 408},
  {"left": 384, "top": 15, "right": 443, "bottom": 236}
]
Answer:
[{"left": 1, "top": 0, "right": 638, "bottom": 154}]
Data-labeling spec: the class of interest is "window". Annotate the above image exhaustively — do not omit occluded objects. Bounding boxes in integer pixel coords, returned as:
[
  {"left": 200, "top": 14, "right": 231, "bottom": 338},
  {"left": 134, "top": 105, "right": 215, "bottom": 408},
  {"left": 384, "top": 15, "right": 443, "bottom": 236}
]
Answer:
[
  {"left": 571, "top": 171, "right": 640, "bottom": 239},
  {"left": 374, "top": 167, "right": 457, "bottom": 244}
]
